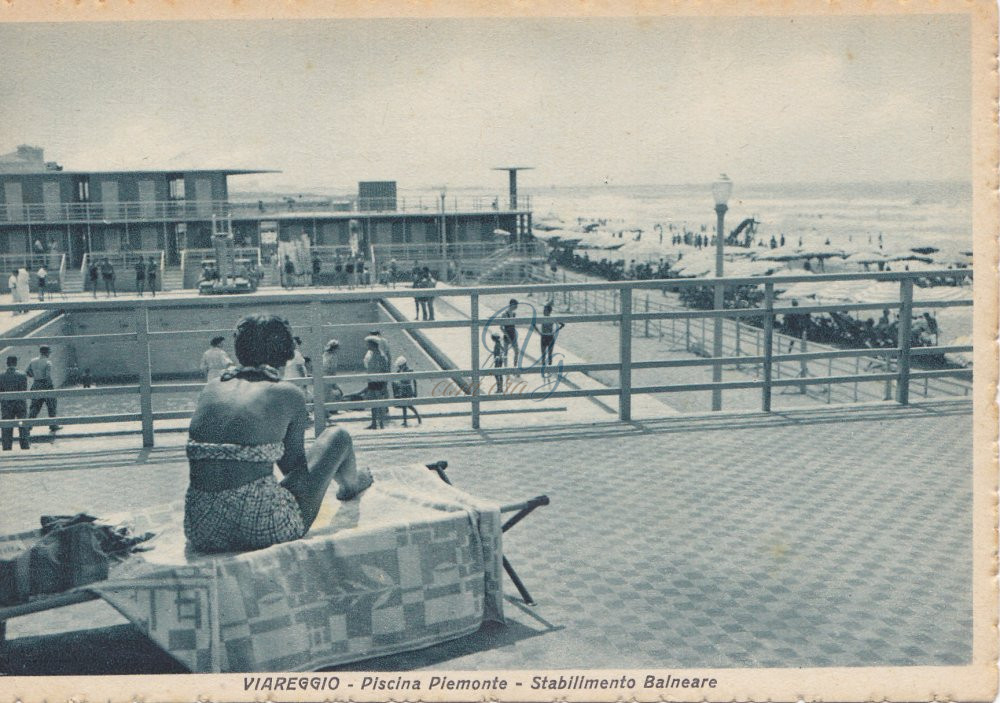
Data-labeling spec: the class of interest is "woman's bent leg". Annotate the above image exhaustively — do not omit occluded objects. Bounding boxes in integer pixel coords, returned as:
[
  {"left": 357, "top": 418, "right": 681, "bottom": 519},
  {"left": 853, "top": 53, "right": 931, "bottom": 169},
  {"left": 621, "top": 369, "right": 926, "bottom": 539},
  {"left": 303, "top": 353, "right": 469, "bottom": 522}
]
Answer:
[{"left": 282, "top": 426, "right": 371, "bottom": 529}]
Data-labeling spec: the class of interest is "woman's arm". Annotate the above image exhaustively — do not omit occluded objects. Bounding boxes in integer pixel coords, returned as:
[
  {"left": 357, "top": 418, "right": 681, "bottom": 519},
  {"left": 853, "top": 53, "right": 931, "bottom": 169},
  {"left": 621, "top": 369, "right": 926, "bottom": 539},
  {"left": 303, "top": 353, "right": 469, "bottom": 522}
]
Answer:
[{"left": 276, "top": 388, "right": 310, "bottom": 476}]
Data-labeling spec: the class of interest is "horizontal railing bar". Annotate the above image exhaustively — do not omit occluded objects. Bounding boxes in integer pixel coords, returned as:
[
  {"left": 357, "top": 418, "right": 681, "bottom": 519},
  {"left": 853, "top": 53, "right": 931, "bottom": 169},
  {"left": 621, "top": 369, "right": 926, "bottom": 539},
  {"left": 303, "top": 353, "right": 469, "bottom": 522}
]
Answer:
[
  {"left": 325, "top": 385, "right": 622, "bottom": 410},
  {"left": 770, "top": 302, "right": 910, "bottom": 316},
  {"left": 0, "top": 333, "right": 138, "bottom": 345},
  {"left": 776, "top": 348, "right": 900, "bottom": 363},
  {"left": 910, "top": 344, "right": 973, "bottom": 356},
  {"left": 151, "top": 410, "right": 196, "bottom": 421},
  {"left": 0, "top": 385, "right": 140, "bottom": 399},
  {"left": 911, "top": 299, "right": 976, "bottom": 309},
  {"left": 151, "top": 382, "right": 205, "bottom": 393},
  {"left": 0, "top": 413, "right": 142, "bottom": 429},
  {"left": 770, "top": 372, "right": 898, "bottom": 387},
  {"left": 631, "top": 355, "right": 767, "bottom": 370},
  {"left": 0, "top": 269, "right": 974, "bottom": 312},
  {"left": 909, "top": 368, "right": 974, "bottom": 379},
  {"left": 633, "top": 380, "right": 765, "bottom": 394}
]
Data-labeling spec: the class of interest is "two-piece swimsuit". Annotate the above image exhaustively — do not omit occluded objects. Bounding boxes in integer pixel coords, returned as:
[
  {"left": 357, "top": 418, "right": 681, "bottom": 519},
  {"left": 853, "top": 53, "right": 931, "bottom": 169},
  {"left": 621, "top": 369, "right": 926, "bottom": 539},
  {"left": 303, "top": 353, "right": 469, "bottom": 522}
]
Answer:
[{"left": 183, "top": 365, "right": 306, "bottom": 553}]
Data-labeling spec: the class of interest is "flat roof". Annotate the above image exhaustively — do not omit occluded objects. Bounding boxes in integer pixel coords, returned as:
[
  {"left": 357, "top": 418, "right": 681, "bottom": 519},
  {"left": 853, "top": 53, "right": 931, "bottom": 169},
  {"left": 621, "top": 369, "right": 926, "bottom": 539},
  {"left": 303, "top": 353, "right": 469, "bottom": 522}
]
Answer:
[{"left": 0, "top": 169, "right": 279, "bottom": 177}]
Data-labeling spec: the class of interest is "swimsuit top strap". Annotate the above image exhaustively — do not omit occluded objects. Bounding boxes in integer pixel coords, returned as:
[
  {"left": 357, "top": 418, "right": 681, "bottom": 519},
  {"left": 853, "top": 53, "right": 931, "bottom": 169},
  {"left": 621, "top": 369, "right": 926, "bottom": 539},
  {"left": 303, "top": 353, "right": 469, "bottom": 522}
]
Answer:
[
  {"left": 219, "top": 364, "right": 282, "bottom": 382},
  {"left": 186, "top": 439, "right": 284, "bottom": 463}
]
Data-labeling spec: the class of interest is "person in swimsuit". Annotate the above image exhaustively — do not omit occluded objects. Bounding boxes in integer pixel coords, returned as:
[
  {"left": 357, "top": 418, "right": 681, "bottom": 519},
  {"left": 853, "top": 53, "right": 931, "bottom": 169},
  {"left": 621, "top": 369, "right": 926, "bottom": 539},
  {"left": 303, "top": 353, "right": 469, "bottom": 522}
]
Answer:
[
  {"left": 184, "top": 314, "right": 373, "bottom": 554},
  {"left": 500, "top": 299, "right": 520, "bottom": 369},
  {"left": 363, "top": 335, "right": 390, "bottom": 430},
  {"left": 532, "top": 302, "right": 565, "bottom": 374}
]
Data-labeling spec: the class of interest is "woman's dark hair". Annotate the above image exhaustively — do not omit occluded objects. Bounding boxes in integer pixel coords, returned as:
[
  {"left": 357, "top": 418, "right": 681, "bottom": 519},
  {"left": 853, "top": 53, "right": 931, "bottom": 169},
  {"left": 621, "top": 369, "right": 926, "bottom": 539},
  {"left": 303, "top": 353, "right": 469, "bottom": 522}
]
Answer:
[
  {"left": 233, "top": 315, "right": 296, "bottom": 368},
  {"left": 210, "top": 336, "right": 225, "bottom": 347}
]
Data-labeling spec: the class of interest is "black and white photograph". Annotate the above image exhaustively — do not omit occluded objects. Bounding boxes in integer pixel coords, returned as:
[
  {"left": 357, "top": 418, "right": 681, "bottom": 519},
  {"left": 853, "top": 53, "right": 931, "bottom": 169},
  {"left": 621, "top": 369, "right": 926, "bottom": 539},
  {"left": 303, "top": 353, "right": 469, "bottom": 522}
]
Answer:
[{"left": 0, "top": 2, "right": 996, "bottom": 701}]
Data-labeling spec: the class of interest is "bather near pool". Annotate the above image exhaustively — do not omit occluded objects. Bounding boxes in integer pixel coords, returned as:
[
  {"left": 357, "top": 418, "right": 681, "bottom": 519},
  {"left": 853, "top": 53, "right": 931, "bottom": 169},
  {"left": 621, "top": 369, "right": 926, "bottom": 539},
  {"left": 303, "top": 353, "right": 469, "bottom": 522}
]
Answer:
[{"left": 184, "top": 314, "right": 373, "bottom": 553}]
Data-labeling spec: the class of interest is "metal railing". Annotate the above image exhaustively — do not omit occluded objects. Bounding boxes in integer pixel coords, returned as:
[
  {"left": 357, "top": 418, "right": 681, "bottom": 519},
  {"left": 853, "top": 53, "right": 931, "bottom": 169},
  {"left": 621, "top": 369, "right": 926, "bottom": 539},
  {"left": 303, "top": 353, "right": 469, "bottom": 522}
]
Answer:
[
  {"left": 0, "top": 269, "right": 973, "bottom": 446},
  {"left": 0, "top": 253, "right": 65, "bottom": 292},
  {"left": 179, "top": 247, "right": 262, "bottom": 270},
  {"left": 550, "top": 281, "right": 972, "bottom": 402},
  {"left": 0, "top": 195, "right": 533, "bottom": 224}
]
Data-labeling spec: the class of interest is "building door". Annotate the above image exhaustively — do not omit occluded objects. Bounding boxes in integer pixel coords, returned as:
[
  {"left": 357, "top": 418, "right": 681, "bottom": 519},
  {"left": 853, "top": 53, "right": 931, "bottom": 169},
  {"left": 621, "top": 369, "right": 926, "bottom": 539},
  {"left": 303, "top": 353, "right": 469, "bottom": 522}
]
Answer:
[
  {"left": 101, "top": 181, "right": 119, "bottom": 219},
  {"left": 138, "top": 180, "right": 157, "bottom": 218},
  {"left": 194, "top": 178, "right": 212, "bottom": 216},
  {"left": 42, "top": 181, "right": 61, "bottom": 220},
  {"left": 4, "top": 182, "right": 24, "bottom": 221},
  {"left": 140, "top": 225, "right": 159, "bottom": 250}
]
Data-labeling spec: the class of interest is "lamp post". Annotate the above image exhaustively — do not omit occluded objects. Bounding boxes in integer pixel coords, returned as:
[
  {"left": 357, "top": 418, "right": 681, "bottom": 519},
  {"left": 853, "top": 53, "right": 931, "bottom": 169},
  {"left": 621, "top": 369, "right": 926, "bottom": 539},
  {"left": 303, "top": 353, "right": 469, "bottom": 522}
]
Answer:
[{"left": 710, "top": 174, "right": 732, "bottom": 411}]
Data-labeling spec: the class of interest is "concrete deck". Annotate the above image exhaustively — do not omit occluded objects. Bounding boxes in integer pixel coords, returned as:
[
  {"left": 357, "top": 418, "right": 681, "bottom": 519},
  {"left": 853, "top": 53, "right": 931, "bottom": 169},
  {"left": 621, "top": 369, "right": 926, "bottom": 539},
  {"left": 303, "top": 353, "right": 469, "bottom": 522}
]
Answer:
[{"left": 0, "top": 399, "right": 972, "bottom": 675}]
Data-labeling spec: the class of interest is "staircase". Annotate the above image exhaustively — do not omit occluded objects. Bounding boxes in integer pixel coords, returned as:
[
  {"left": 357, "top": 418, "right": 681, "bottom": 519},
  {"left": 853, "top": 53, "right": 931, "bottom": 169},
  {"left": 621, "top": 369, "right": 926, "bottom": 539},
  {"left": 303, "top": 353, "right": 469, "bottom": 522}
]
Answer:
[
  {"left": 475, "top": 243, "right": 549, "bottom": 284},
  {"left": 61, "top": 268, "right": 85, "bottom": 294},
  {"left": 161, "top": 267, "right": 185, "bottom": 291}
]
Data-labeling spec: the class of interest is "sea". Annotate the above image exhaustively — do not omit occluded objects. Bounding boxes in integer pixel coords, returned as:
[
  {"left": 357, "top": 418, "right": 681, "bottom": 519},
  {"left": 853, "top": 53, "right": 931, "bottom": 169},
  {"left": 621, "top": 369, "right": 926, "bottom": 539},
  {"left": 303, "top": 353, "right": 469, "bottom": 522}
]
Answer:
[
  {"left": 240, "top": 180, "right": 974, "bottom": 262},
  {"left": 518, "top": 180, "right": 974, "bottom": 262}
]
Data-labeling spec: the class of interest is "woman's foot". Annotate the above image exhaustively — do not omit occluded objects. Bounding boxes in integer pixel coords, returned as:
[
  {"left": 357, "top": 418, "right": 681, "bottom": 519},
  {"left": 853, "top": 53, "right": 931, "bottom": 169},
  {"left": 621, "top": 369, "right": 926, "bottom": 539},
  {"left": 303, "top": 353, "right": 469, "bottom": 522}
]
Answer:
[
  {"left": 336, "top": 467, "right": 373, "bottom": 501},
  {"left": 364, "top": 424, "right": 377, "bottom": 430}
]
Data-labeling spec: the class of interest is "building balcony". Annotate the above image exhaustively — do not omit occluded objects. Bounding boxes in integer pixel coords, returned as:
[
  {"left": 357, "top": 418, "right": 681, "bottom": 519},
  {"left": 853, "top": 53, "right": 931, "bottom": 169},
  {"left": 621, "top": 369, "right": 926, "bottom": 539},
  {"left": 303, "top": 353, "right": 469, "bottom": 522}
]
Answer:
[{"left": 0, "top": 195, "right": 533, "bottom": 226}]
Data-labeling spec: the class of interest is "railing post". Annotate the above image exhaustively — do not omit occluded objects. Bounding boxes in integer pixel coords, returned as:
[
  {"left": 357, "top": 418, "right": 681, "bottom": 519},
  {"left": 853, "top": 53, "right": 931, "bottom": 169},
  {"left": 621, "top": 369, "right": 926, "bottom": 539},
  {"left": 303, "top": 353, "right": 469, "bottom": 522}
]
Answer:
[
  {"left": 762, "top": 282, "right": 774, "bottom": 412},
  {"left": 896, "top": 278, "right": 914, "bottom": 405},
  {"left": 734, "top": 318, "right": 742, "bottom": 368},
  {"left": 619, "top": 286, "right": 632, "bottom": 421},
  {"left": 310, "top": 301, "right": 328, "bottom": 435},
  {"left": 711, "top": 278, "right": 725, "bottom": 411},
  {"left": 799, "top": 330, "right": 808, "bottom": 394},
  {"left": 135, "top": 305, "right": 154, "bottom": 447},
  {"left": 644, "top": 296, "right": 650, "bottom": 337},
  {"left": 470, "top": 293, "right": 481, "bottom": 429}
]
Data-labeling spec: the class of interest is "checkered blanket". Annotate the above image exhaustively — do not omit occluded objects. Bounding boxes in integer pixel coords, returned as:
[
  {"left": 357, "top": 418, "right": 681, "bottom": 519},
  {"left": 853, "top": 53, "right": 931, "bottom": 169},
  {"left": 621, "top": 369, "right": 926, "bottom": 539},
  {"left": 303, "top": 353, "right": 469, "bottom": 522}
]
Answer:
[{"left": 84, "top": 464, "right": 504, "bottom": 672}]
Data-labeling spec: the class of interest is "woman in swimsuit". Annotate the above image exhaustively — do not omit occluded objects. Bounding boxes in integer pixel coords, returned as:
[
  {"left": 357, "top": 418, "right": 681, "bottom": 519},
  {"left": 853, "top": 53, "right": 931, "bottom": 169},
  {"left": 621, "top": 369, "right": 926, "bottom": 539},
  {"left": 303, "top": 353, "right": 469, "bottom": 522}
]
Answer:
[{"left": 184, "top": 314, "right": 373, "bottom": 553}]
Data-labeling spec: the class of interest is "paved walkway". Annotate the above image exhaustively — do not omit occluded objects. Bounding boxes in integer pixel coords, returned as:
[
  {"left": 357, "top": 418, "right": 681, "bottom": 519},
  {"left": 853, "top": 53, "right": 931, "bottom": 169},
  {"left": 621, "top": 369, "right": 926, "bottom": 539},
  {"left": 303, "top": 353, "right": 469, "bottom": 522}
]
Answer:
[{"left": 0, "top": 400, "right": 972, "bottom": 674}]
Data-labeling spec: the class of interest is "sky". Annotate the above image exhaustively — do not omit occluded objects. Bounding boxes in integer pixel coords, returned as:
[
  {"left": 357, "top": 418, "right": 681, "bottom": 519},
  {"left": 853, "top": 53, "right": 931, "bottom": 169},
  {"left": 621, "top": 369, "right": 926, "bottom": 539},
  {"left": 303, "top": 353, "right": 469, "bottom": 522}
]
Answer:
[{"left": 0, "top": 15, "right": 971, "bottom": 191}]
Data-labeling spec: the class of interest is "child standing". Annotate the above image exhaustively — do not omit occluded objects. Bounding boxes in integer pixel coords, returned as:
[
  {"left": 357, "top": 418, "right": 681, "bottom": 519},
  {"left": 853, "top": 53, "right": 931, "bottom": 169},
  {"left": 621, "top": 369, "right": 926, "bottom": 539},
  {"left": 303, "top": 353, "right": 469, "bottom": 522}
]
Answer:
[{"left": 391, "top": 356, "right": 421, "bottom": 427}]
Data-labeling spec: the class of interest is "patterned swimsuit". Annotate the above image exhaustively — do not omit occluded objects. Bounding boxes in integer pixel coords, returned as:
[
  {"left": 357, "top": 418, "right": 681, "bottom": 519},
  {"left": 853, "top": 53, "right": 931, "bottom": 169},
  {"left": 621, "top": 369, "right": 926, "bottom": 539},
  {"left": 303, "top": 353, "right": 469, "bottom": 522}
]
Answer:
[{"left": 184, "top": 439, "right": 306, "bottom": 553}]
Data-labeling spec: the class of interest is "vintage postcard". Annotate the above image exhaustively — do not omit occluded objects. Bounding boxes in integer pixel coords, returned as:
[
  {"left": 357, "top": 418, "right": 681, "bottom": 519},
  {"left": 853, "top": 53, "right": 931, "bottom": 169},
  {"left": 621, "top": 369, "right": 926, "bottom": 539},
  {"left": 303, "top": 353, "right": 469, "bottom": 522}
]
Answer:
[{"left": 0, "top": 0, "right": 996, "bottom": 701}]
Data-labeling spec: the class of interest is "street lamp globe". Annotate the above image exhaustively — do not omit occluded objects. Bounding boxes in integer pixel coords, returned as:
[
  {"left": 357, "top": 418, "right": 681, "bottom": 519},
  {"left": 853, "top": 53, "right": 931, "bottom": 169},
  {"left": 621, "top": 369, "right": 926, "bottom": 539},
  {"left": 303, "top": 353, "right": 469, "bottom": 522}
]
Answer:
[{"left": 712, "top": 174, "right": 733, "bottom": 208}]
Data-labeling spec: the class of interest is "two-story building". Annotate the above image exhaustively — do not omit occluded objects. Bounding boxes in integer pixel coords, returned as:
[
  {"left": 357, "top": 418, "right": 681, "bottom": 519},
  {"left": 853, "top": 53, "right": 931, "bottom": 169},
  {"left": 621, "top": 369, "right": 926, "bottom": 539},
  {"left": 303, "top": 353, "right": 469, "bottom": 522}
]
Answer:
[{"left": 0, "top": 146, "right": 534, "bottom": 289}]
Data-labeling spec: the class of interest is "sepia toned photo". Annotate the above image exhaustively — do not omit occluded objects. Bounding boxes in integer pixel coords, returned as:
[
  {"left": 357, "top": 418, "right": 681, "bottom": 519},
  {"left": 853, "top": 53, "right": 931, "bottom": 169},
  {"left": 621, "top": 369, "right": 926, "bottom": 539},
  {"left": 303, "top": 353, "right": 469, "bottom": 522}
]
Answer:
[{"left": 0, "top": 1, "right": 996, "bottom": 701}]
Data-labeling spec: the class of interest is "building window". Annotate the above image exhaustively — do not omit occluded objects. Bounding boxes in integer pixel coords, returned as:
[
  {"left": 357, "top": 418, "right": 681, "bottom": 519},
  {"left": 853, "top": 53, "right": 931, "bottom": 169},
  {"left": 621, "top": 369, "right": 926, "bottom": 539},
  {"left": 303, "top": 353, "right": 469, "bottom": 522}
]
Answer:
[
  {"left": 168, "top": 177, "right": 185, "bottom": 200},
  {"left": 76, "top": 179, "right": 90, "bottom": 202}
]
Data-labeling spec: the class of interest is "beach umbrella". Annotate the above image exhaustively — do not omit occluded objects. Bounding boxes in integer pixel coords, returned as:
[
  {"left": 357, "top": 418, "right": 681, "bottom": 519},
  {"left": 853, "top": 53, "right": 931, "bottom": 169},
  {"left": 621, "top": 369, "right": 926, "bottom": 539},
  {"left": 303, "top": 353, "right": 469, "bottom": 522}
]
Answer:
[
  {"left": 753, "top": 246, "right": 806, "bottom": 262},
  {"left": 910, "top": 246, "right": 939, "bottom": 255},
  {"left": 796, "top": 244, "right": 847, "bottom": 260},
  {"left": 846, "top": 250, "right": 891, "bottom": 264}
]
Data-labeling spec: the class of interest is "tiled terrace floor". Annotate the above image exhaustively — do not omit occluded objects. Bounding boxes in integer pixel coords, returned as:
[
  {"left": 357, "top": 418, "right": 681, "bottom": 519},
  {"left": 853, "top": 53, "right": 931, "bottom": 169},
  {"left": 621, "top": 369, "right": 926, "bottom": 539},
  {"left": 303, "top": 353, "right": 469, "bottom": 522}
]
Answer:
[{"left": 0, "top": 399, "right": 973, "bottom": 674}]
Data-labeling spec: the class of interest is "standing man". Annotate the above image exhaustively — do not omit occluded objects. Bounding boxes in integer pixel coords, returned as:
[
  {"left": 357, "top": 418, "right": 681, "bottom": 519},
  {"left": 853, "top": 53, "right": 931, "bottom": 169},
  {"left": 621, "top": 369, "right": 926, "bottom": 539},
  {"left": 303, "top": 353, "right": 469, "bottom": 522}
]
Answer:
[
  {"left": 27, "top": 345, "right": 60, "bottom": 432},
  {"left": 146, "top": 256, "right": 158, "bottom": 296},
  {"left": 500, "top": 298, "right": 520, "bottom": 369},
  {"left": 0, "top": 355, "right": 30, "bottom": 450},
  {"left": 533, "top": 302, "right": 566, "bottom": 375},
  {"left": 199, "top": 336, "right": 233, "bottom": 382},
  {"left": 88, "top": 259, "right": 100, "bottom": 298},
  {"left": 36, "top": 265, "right": 47, "bottom": 301},
  {"left": 100, "top": 257, "right": 116, "bottom": 297},
  {"left": 7, "top": 270, "right": 19, "bottom": 314},
  {"left": 135, "top": 258, "right": 147, "bottom": 296}
]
